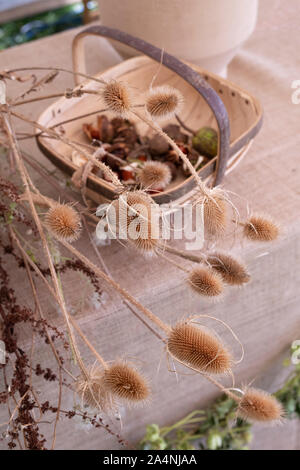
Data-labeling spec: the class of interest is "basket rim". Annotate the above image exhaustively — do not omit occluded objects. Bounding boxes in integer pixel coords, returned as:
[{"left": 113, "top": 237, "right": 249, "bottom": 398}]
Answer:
[{"left": 36, "top": 55, "right": 263, "bottom": 204}]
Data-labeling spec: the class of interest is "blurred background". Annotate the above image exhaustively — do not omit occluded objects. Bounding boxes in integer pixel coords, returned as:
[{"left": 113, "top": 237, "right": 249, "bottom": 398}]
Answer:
[{"left": 0, "top": 0, "right": 98, "bottom": 50}]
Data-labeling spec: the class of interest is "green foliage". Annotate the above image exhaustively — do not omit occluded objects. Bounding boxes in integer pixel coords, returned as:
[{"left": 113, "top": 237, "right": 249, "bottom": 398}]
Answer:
[
  {"left": 140, "top": 346, "right": 300, "bottom": 450},
  {"left": 0, "top": 2, "right": 97, "bottom": 50},
  {"left": 275, "top": 343, "right": 300, "bottom": 418}
]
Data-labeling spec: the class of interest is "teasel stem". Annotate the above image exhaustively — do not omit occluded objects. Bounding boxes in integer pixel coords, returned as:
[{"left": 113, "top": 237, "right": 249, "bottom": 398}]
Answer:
[
  {"left": 11, "top": 89, "right": 103, "bottom": 107},
  {"left": 132, "top": 110, "right": 211, "bottom": 197},
  {"left": 156, "top": 249, "right": 189, "bottom": 273},
  {"left": 158, "top": 243, "right": 205, "bottom": 264},
  {"left": 8, "top": 108, "right": 124, "bottom": 190},
  {"left": 21, "top": 186, "right": 170, "bottom": 336},
  {"left": 56, "top": 235, "right": 171, "bottom": 335},
  {"left": 199, "top": 373, "right": 240, "bottom": 402},
  {"left": 68, "top": 316, "right": 108, "bottom": 370},
  {"left": 175, "top": 114, "right": 195, "bottom": 135},
  {"left": 10, "top": 225, "right": 109, "bottom": 373},
  {"left": 1, "top": 111, "right": 89, "bottom": 381}
]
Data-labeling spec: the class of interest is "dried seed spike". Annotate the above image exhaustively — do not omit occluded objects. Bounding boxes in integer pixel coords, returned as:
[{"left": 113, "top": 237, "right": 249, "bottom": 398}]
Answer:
[
  {"left": 145, "top": 85, "right": 183, "bottom": 121},
  {"left": 103, "top": 361, "right": 150, "bottom": 405},
  {"left": 107, "top": 190, "right": 159, "bottom": 254},
  {"left": 207, "top": 252, "right": 251, "bottom": 286},
  {"left": 101, "top": 80, "right": 131, "bottom": 117},
  {"left": 244, "top": 214, "right": 279, "bottom": 242},
  {"left": 188, "top": 266, "right": 224, "bottom": 297},
  {"left": 138, "top": 161, "right": 172, "bottom": 190},
  {"left": 238, "top": 388, "right": 284, "bottom": 423},
  {"left": 167, "top": 322, "right": 232, "bottom": 374},
  {"left": 45, "top": 203, "right": 81, "bottom": 242},
  {"left": 75, "top": 367, "right": 115, "bottom": 411}
]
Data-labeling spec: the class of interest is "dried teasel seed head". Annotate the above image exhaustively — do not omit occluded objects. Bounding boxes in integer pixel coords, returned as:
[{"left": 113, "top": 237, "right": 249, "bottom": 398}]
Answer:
[
  {"left": 167, "top": 322, "right": 232, "bottom": 374},
  {"left": 238, "top": 388, "right": 284, "bottom": 423},
  {"left": 243, "top": 214, "right": 279, "bottom": 242},
  {"left": 138, "top": 161, "right": 172, "bottom": 190},
  {"left": 197, "top": 188, "right": 227, "bottom": 237},
  {"left": 145, "top": 85, "right": 183, "bottom": 121},
  {"left": 207, "top": 252, "right": 251, "bottom": 286},
  {"left": 107, "top": 191, "right": 160, "bottom": 254},
  {"left": 103, "top": 361, "right": 150, "bottom": 405},
  {"left": 75, "top": 367, "right": 115, "bottom": 411},
  {"left": 100, "top": 80, "right": 131, "bottom": 117},
  {"left": 45, "top": 204, "right": 81, "bottom": 242},
  {"left": 188, "top": 266, "right": 224, "bottom": 297}
]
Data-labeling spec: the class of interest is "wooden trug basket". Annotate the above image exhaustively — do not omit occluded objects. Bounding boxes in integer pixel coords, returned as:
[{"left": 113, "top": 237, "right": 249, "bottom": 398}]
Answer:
[{"left": 37, "top": 26, "right": 263, "bottom": 206}]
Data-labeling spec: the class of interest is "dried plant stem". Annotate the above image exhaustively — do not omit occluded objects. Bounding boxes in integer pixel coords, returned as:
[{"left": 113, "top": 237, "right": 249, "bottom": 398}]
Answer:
[
  {"left": 8, "top": 108, "right": 124, "bottom": 190},
  {"left": 199, "top": 373, "right": 239, "bottom": 402},
  {"left": 4, "top": 66, "right": 106, "bottom": 86},
  {"left": 18, "top": 247, "right": 63, "bottom": 449},
  {"left": 10, "top": 226, "right": 109, "bottom": 375},
  {"left": 12, "top": 89, "right": 108, "bottom": 107},
  {"left": 82, "top": 216, "right": 165, "bottom": 342},
  {"left": 132, "top": 110, "right": 210, "bottom": 197},
  {"left": 56, "top": 236, "right": 171, "bottom": 335},
  {"left": 175, "top": 114, "right": 195, "bottom": 135},
  {"left": 1, "top": 111, "right": 89, "bottom": 381},
  {"left": 158, "top": 243, "right": 205, "bottom": 264},
  {"left": 68, "top": 315, "right": 108, "bottom": 370},
  {"left": 9, "top": 228, "right": 75, "bottom": 380},
  {"left": 156, "top": 249, "right": 189, "bottom": 273}
]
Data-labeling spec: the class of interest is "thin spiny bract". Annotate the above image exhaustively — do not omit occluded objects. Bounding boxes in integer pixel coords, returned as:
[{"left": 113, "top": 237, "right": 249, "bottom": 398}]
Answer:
[
  {"left": 207, "top": 252, "right": 251, "bottom": 286},
  {"left": 103, "top": 361, "right": 150, "bottom": 405},
  {"left": 243, "top": 214, "right": 279, "bottom": 242},
  {"left": 138, "top": 161, "right": 172, "bottom": 191},
  {"left": 167, "top": 322, "right": 233, "bottom": 374},
  {"left": 237, "top": 388, "right": 284, "bottom": 423},
  {"left": 100, "top": 80, "right": 131, "bottom": 117},
  {"left": 107, "top": 190, "right": 160, "bottom": 254},
  {"left": 145, "top": 85, "right": 183, "bottom": 121},
  {"left": 75, "top": 367, "right": 115, "bottom": 412},
  {"left": 45, "top": 203, "right": 81, "bottom": 242},
  {"left": 188, "top": 266, "right": 224, "bottom": 297}
]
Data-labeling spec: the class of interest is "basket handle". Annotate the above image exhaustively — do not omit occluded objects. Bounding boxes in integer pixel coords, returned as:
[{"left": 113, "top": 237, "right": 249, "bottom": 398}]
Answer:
[{"left": 72, "top": 25, "right": 230, "bottom": 186}]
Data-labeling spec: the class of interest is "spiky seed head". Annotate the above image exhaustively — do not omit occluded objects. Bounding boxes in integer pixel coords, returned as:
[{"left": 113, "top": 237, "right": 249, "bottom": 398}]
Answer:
[
  {"left": 45, "top": 204, "right": 81, "bottom": 242},
  {"left": 145, "top": 85, "right": 183, "bottom": 120},
  {"left": 167, "top": 322, "right": 232, "bottom": 374},
  {"left": 138, "top": 161, "right": 172, "bottom": 190},
  {"left": 103, "top": 361, "right": 150, "bottom": 404},
  {"left": 244, "top": 214, "right": 279, "bottom": 242},
  {"left": 238, "top": 388, "right": 284, "bottom": 423},
  {"left": 107, "top": 191, "right": 159, "bottom": 254},
  {"left": 207, "top": 252, "right": 251, "bottom": 286},
  {"left": 188, "top": 266, "right": 224, "bottom": 297},
  {"left": 196, "top": 188, "right": 227, "bottom": 237},
  {"left": 75, "top": 367, "right": 114, "bottom": 411},
  {"left": 100, "top": 80, "right": 131, "bottom": 117}
]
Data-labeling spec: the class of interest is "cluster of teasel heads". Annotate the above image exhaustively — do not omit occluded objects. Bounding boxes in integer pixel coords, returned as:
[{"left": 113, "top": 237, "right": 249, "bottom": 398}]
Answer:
[{"left": 43, "top": 78, "right": 283, "bottom": 424}]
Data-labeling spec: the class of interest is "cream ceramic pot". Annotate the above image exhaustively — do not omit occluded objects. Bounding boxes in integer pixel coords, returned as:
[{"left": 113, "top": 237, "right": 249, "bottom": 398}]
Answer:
[{"left": 98, "top": 0, "right": 258, "bottom": 76}]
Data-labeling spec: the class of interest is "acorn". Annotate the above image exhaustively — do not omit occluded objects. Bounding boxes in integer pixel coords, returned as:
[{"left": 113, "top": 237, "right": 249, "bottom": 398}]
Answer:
[{"left": 192, "top": 127, "right": 218, "bottom": 158}]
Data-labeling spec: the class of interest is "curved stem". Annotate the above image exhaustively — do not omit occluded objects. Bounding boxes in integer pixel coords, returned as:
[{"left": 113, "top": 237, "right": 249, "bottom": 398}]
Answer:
[
  {"left": 158, "top": 243, "right": 205, "bottom": 264},
  {"left": 132, "top": 109, "right": 210, "bottom": 197}
]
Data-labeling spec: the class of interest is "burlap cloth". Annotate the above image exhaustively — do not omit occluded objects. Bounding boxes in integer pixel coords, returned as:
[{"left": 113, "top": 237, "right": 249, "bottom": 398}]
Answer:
[{"left": 0, "top": 0, "right": 299, "bottom": 450}]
